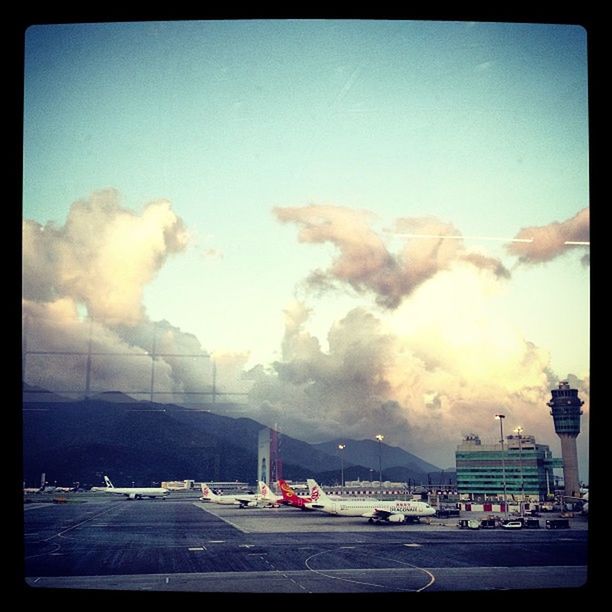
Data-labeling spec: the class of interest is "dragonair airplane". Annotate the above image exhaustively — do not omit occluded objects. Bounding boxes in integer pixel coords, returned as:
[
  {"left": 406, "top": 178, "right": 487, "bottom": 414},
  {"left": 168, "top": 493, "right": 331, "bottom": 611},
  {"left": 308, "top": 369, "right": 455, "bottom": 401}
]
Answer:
[
  {"left": 200, "top": 483, "right": 260, "bottom": 508},
  {"left": 305, "top": 479, "right": 436, "bottom": 524},
  {"left": 91, "top": 476, "right": 169, "bottom": 500}
]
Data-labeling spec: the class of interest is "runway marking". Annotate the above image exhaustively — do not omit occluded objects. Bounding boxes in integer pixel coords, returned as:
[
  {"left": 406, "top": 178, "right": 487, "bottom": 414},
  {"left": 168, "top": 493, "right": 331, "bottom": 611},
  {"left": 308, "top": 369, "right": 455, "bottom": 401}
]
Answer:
[
  {"left": 404, "top": 543, "right": 422, "bottom": 548},
  {"left": 261, "top": 552, "right": 310, "bottom": 593},
  {"left": 192, "top": 502, "right": 250, "bottom": 533},
  {"left": 40, "top": 504, "right": 121, "bottom": 543},
  {"left": 304, "top": 547, "right": 435, "bottom": 592},
  {"left": 188, "top": 547, "right": 205, "bottom": 551},
  {"left": 208, "top": 540, "right": 225, "bottom": 543}
]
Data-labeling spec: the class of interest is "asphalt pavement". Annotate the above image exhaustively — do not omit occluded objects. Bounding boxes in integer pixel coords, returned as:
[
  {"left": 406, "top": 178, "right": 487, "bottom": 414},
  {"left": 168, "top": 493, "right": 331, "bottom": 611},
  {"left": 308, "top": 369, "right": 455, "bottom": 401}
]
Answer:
[{"left": 22, "top": 493, "right": 590, "bottom": 595}]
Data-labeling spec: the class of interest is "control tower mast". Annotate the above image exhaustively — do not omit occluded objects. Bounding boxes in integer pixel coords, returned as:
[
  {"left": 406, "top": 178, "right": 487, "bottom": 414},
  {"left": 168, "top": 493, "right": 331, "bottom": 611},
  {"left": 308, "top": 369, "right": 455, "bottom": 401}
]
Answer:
[{"left": 547, "top": 381, "right": 584, "bottom": 498}]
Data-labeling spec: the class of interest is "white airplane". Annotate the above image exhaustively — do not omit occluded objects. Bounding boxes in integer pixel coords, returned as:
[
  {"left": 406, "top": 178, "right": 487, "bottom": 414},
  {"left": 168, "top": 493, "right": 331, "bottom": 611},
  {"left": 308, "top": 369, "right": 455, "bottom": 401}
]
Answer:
[
  {"left": 305, "top": 479, "right": 436, "bottom": 524},
  {"left": 256, "top": 481, "right": 283, "bottom": 507},
  {"left": 200, "top": 483, "right": 260, "bottom": 508},
  {"left": 90, "top": 476, "right": 169, "bottom": 500}
]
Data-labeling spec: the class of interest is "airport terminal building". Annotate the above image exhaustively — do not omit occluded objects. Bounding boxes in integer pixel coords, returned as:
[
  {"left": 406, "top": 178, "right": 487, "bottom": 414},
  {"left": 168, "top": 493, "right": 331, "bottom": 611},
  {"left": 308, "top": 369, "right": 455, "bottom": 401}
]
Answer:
[{"left": 456, "top": 433, "right": 563, "bottom": 502}]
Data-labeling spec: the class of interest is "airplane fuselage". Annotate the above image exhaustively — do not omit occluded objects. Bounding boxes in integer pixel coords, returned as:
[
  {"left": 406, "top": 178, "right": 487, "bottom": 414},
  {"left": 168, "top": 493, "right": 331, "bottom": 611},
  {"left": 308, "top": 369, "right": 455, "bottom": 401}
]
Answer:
[
  {"left": 309, "top": 499, "right": 435, "bottom": 518},
  {"left": 100, "top": 487, "right": 168, "bottom": 499},
  {"left": 114, "top": 488, "right": 167, "bottom": 496}
]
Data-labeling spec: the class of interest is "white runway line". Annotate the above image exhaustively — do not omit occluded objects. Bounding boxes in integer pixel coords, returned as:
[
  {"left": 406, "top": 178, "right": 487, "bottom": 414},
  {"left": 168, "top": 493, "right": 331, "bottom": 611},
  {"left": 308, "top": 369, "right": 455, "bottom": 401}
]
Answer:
[
  {"left": 304, "top": 547, "right": 435, "bottom": 593},
  {"left": 192, "top": 501, "right": 250, "bottom": 533}
]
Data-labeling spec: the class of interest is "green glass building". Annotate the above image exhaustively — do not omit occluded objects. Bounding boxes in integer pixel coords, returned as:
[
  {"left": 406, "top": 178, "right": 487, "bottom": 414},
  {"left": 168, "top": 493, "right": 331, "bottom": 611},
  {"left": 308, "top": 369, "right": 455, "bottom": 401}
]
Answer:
[{"left": 456, "top": 433, "right": 563, "bottom": 502}]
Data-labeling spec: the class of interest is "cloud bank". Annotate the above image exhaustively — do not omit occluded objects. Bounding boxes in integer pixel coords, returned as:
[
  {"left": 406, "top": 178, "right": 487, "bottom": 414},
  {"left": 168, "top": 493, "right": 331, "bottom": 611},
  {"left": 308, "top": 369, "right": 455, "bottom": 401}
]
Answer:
[
  {"left": 506, "top": 207, "right": 589, "bottom": 265},
  {"left": 22, "top": 189, "right": 246, "bottom": 402},
  {"left": 274, "top": 205, "right": 510, "bottom": 309},
  {"left": 23, "top": 194, "right": 589, "bottom": 473},
  {"left": 23, "top": 189, "right": 190, "bottom": 325},
  {"left": 247, "top": 264, "right": 589, "bottom": 467},
  {"left": 247, "top": 205, "right": 589, "bottom": 469}
]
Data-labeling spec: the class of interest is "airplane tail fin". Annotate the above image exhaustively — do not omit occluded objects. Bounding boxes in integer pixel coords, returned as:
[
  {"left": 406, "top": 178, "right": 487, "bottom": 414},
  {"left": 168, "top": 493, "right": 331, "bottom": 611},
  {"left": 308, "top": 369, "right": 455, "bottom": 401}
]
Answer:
[
  {"left": 257, "top": 481, "right": 272, "bottom": 499},
  {"left": 200, "top": 483, "right": 218, "bottom": 500},
  {"left": 257, "top": 481, "right": 279, "bottom": 503},
  {"left": 278, "top": 479, "right": 294, "bottom": 502},
  {"left": 306, "top": 479, "right": 331, "bottom": 504},
  {"left": 104, "top": 476, "right": 114, "bottom": 489}
]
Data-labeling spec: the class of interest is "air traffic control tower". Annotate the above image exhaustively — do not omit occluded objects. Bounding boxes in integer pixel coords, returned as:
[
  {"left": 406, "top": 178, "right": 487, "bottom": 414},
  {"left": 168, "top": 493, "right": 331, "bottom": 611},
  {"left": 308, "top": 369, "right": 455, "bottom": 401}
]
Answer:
[{"left": 547, "top": 381, "right": 584, "bottom": 498}]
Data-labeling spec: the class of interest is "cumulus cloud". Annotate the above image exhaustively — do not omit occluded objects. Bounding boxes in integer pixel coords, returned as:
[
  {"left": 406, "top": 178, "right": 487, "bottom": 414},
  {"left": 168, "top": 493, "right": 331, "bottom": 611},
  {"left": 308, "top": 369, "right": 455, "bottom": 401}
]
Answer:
[
  {"left": 22, "top": 190, "right": 232, "bottom": 402},
  {"left": 274, "top": 205, "right": 510, "bottom": 309},
  {"left": 248, "top": 267, "right": 589, "bottom": 468},
  {"left": 506, "top": 207, "right": 589, "bottom": 265},
  {"left": 22, "top": 298, "right": 176, "bottom": 397},
  {"left": 23, "top": 188, "right": 190, "bottom": 326}
]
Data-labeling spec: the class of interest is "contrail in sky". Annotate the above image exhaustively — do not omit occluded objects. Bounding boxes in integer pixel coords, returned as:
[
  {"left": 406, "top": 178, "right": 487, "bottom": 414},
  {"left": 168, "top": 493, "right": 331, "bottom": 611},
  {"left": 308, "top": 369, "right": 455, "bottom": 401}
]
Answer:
[{"left": 389, "top": 233, "right": 590, "bottom": 246}]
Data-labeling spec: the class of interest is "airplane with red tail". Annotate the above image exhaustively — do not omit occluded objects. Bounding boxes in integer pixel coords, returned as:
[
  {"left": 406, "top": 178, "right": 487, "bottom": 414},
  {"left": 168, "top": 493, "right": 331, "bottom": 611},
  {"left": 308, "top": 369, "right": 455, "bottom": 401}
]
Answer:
[{"left": 278, "top": 479, "right": 315, "bottom": 510}]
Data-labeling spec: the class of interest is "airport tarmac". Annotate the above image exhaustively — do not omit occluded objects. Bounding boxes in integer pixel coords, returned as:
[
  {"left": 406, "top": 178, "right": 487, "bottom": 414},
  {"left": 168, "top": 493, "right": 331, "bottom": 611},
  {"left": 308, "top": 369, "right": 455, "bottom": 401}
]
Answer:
[{"left": 22, "top": 494, "right": 589, "bottom": 595}]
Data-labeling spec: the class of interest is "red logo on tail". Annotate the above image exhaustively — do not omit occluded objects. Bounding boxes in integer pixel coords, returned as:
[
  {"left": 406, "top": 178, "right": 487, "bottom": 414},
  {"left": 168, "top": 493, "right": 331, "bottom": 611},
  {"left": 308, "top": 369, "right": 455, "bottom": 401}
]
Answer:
[{"left": 279, "top": 481, "right": 294, "bottom": 498}]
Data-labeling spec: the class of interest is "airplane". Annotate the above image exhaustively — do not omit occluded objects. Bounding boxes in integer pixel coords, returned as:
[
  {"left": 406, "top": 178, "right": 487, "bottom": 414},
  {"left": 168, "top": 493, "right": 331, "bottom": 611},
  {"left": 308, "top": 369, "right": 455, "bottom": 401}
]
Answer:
[
  {"left": 256, "top": 481, "right": 283, "bottom": 508},
  {"left": 90, "top": 476, "right": 169, "bottom": 500},
  {"left": 278, "top": 479, "right": 315, "bottom": 510},
  {"left": 199, "top": 483, "right": 259, "bottom": 508},
  {"left": 305, "top": 479, "right": 436, "bottom": 524}
]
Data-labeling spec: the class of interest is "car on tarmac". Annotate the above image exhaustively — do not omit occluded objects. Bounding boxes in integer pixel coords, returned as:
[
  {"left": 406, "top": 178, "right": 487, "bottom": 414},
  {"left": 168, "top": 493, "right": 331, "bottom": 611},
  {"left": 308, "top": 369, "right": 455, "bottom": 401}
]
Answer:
[{"left": 501, "top": 520, "right": 523, "bottom": 529}]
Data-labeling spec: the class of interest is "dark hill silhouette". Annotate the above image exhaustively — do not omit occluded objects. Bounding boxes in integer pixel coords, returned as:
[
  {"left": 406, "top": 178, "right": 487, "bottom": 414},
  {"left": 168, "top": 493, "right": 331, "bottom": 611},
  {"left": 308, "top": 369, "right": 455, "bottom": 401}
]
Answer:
[{"left": 21, "top": 388, "right": 452, "bottom": 488}]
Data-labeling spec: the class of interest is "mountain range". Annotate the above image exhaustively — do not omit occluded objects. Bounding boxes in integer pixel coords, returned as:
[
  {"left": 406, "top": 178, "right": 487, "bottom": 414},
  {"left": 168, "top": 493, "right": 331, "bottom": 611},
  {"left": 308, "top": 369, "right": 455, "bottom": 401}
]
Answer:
[{"left": 21, "top": 386, "right": 455, "bottom": 488}]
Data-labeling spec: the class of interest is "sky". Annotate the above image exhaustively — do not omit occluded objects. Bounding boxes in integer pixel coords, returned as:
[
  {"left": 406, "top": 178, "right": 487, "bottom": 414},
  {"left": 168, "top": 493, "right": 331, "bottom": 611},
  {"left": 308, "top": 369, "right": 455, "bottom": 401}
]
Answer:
[{"left": 22, "top": 19, "right": 590, "bottom": 479}]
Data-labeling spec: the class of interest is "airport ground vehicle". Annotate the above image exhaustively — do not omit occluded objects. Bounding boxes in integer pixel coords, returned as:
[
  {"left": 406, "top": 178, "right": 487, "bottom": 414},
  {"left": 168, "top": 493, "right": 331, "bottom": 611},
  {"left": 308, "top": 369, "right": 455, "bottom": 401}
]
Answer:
[
  {"left": 435, "top": 508, "right": 460, "bottom": 518},
  {"left": 457, "top": 519, "right": 481, "bottom": 529},
  {"left": 546, "top": 518, "right": 570, "bottom": 529},
  {"left": 501, "top": 520, "right": 523, "bottom": 529}
]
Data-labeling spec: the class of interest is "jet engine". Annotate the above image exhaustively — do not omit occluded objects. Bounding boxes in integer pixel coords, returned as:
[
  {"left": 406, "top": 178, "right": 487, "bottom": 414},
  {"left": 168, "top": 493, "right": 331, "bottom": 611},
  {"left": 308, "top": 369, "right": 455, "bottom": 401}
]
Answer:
[{"left": 387, "top": 514, "right": 405, "bottom": 523}]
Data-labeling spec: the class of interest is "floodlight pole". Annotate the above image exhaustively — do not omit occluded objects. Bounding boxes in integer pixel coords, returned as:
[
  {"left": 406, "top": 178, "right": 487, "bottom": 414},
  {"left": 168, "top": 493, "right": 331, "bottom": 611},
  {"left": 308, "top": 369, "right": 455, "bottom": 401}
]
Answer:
[{"left": 495, "top": 414, "right": 508, "bottom": 519}]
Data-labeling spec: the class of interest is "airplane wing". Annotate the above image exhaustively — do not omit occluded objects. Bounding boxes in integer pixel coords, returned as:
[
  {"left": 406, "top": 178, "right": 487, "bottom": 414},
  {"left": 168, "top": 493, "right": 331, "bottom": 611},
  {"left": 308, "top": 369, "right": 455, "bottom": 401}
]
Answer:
[
  {"left": 362, "top": 508, "right": 406, "bottom": 522},
  {"left": 365, "top": 509, "right": 395, "bottom": 520}
]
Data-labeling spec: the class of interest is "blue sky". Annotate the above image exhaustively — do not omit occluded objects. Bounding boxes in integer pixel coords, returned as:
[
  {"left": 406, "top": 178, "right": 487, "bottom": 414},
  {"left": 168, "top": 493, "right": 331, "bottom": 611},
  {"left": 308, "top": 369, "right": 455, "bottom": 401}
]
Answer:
[{"left": 22, "top": 19, "right": 589, "bottom": 475}]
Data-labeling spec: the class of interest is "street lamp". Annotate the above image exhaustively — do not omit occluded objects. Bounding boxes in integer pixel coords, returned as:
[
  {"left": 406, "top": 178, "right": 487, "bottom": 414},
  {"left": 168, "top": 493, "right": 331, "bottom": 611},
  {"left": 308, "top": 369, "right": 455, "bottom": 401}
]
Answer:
[
  {"left": 514, "top": 426, "right": 525, "bottom": 517},
  {"left": 494, "top": 414, "right": 508, "bottom": 519},
  {"left": 338, "top": 443, "right": 346, "bottom": 488},
  {"left": 375, "top": 434, "right": 384, "bottom": 490}
]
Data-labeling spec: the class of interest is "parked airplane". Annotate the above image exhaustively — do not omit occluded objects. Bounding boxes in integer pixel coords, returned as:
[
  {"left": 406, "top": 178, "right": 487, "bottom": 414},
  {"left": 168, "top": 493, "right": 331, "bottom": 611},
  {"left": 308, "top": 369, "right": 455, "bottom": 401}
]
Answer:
[
  {"left": 91, "top": 476, "right": 169, "bottom": 500},
  {"left": 200, "top": 483, "right": 259, "bottom": 508},
  {"left": 278, "top": 479, "right": 314, "bottom": 510},
  {"left": 256, "top": 481, "right": 283, "bottom": 507},
  {"left": 305, "top": 479, "right": 436, "bottom": 523}
]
